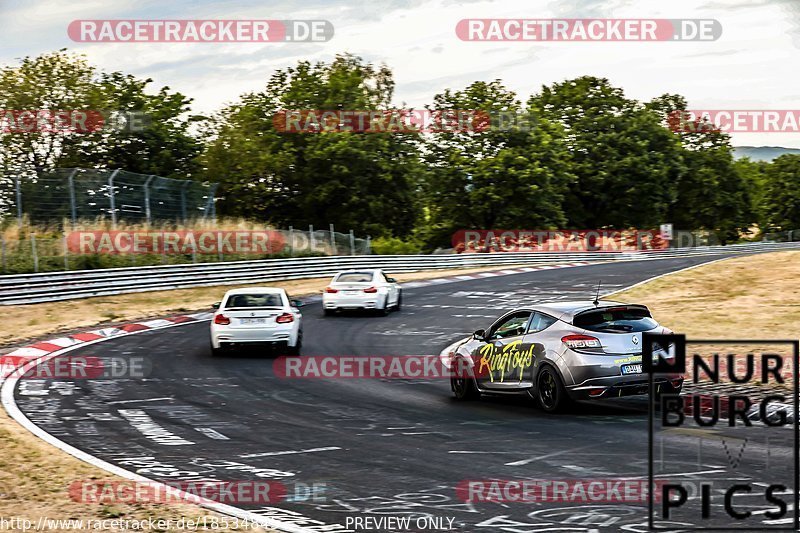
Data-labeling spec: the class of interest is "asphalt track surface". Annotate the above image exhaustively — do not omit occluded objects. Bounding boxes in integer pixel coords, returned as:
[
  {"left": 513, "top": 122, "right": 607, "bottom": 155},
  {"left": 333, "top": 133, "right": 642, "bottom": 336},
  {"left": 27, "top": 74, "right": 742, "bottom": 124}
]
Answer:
[{"left": 12, "top": 255, "right": 799, "bottom": 532}]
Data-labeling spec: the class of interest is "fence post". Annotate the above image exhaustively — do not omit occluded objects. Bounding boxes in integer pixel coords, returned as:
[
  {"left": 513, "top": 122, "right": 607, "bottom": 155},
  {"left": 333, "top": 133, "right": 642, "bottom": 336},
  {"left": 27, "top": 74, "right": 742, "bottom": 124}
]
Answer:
[
  {"left": 288, "top": 226, "right": 294, "bottom": 256},
  {"left": 143, "top": 175, "right": 155, "bottom": 224},
  {"left": 30, "top": 233, "right": 39, "bottom": 273},
  {"left": 366, "top": 235, "right": 372, "bottom": 255},
  {"left": 63, "top": 233, "right": 69, "bottom": 270},
  {"left": 309, "top": 225, "right": 315, "bottom": 253},
  {"left": 108, "top": 169, "right": 121, "bottom": 228},
  {"left": 67, "top": 169, "right": 78, "bottom": 226},
  {"left": 349, "top": 230, "right": 355, "bottom": 255},
  {"left": 329, "top": 223, "right": 337, "bottom": 255},
  {"left": 15, "top": 176, "right": 22, "bottom": 228},
  {"left": 203, "top": 183, "right": 218, "bottom": 222},
  {"left": 1, "top": 235, "right": 6, "bottom": 273},
  {"left": 180, "top": 181, "right": 190, "bottom": 223}
]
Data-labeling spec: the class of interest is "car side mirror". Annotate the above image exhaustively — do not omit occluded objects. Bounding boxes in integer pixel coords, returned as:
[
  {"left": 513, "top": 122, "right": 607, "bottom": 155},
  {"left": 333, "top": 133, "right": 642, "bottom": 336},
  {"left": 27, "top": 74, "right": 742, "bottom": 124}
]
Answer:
[
  {"left": 212, "top": 302, "right": 221, "bottom": 309},
  {"left": 473, "top": 329, "right": 485, "bottom": 341},
  {"left": 387, "top": 277, "right": 397, "bottom": 283},
  {"left": 291, "top": 300, "right": 304, "bottom": 308}
]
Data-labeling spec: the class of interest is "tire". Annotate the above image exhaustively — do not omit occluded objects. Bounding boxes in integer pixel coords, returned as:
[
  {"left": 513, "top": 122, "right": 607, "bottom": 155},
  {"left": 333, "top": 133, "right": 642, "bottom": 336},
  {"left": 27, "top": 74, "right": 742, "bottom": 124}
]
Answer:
[
  {"left": 287, "top": 335, "right": 302, "bottom": 356},
  {"left": 377, "top": 297, "right": 390, "bottom": 316},
  {"left": 211, "top": 345, "right": 223, "bottom": 357},
  {"left": 393, "top": 291, "right": 402, "bottom": 311},
  {"left": 323, "top": 308, "right": 336, "bottom": 317},
  {"left": 536, "top": 366, "right": 570, "bottom": 413},
  {"left": 451, "top": 359, "right": 480, "bottom": 400}
]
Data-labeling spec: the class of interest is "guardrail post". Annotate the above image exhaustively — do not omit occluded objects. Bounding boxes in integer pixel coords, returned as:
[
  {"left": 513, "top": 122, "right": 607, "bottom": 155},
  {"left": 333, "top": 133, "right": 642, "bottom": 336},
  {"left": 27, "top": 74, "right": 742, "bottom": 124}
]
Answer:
[
  {"left": 329, "top": 223, "right": 337, "bottom": 255},
  {"left": 15, "top": 176, "right": 22, "bottom": 228},
  {"left": 30, "top": 233, "right": 39, "bottom": 273},
  {"left": 366, "top": 235, "right": 371, "bottom": 254},
  {"left": 143, "top": 175, "right": 155, "bottom": 224},
  {"left": 108, "top": 169, "right": 121, "bottom": 228},
  {"left": 288, "top": 226, "right": 294, "bottom": 257},
  {"left": 1, "top": 235, "right": 6, "bottom": 273},
  {"left": 309, "top": 225, "right": 316, "bottom": 253},
  {"left": 349, "top": 230, "right": 355, "bottom": 255},
  {"left": 67, "top": 169, "right": 78, "bottom": 226},
  {"left": 63, "top": 233, "right": 69, "bottom": 270}
]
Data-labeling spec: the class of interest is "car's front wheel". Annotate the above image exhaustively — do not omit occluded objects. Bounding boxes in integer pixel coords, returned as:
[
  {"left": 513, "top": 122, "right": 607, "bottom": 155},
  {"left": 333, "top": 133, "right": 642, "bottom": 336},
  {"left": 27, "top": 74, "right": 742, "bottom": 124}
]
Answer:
[
  {"left": 536, "top": 366, "right": 569, "bottom": 412},
  {"left": 451, "top": 360, "right": 480, "bottom": 400}
]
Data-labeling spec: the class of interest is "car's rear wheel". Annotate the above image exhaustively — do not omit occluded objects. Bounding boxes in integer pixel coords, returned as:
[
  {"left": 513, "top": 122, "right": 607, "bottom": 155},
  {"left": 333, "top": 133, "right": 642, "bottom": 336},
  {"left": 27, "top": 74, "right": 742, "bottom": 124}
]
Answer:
[
  {"left": 323, "top": 308, "right": 336, "bottom": 316},
  {"left": 210, "top": 344, "right": 223, "bottom": 357},
  {"left": 451, "top": 360, "right": 480, "bottom": 400},
  {"left": 286, "top": 336, "right": 302, "bottom": 356},
  {"left": 393, "top": 291, "right": 402, "bottom": 311},
  {"left": 536, "top": 366, "right": 569, "bottom": 412}
]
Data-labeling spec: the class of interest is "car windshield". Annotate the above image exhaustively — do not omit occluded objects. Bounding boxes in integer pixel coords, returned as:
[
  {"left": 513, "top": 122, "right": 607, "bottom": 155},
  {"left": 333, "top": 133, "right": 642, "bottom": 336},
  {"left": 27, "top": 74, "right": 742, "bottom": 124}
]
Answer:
[
  {"left": 336, "top": 272, "right": 374, "bottom": 283},
  {"left": 574, "top": 306, "right": 658, "bottom": 333},
  {"left": 225, "top": 294, "right": 282, "bottom": 308}
]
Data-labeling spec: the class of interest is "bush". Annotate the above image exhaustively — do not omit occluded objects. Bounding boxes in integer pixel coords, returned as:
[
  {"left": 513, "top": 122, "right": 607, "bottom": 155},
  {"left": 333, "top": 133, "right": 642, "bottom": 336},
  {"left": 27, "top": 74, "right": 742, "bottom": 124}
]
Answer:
[{"left": 370, "top": 236, "right": 422, "bottom": 255}]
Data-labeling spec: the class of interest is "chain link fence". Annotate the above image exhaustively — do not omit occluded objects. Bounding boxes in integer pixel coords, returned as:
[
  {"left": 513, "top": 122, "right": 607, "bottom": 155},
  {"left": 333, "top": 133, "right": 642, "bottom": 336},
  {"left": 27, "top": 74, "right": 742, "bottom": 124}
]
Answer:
[
  {"left": 1, "top": 168, "right": 217, "bottom": 225},
  {"left": 0, "top": 226, "right": 372, "bottom": 274}
]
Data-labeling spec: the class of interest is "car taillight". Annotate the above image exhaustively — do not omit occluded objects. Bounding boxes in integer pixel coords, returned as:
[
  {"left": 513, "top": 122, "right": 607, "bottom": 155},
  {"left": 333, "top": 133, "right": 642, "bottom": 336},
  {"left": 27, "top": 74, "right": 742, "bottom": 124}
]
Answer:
[
  {"left": 562, "top": 334, "right": 602, "bottom": 349},
  {"left": 324, "top": 287, "right": 338, "bottom": 293},
  {"left": 276, "top": 313, "right": 294, "bottom": 323},
  {"left": 363, "top": 287, "right": 378, "bottom": 293},
  {"left": 214, "top": 314, "right": 230, "bottom": 325}
]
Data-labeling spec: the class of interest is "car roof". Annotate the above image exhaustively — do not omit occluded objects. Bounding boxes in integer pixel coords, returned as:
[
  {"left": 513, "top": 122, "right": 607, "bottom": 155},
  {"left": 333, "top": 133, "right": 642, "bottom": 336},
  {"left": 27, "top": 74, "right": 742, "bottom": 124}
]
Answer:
[
  {"left": 335, "top": 269, "right": 380, "bottom": 274},
  {"left": 531, "top": 300, "right": 646, "bottom": 321},
  {"left": 223, "top": 287, "right": 286, "bottom": 296}
]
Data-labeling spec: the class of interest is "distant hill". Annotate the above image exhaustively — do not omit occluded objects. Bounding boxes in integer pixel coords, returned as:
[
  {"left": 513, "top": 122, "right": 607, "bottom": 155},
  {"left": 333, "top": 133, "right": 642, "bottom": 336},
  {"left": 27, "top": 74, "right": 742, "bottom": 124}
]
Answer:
[{"left": 733, "top": 146, "right": 800, "bottom": 162}]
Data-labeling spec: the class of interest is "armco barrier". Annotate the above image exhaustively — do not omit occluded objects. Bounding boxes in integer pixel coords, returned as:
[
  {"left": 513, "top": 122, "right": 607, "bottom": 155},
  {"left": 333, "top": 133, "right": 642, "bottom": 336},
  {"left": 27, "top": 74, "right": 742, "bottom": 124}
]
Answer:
[{"left": 1, "top": 241, "right": 798, "bottom": 305}]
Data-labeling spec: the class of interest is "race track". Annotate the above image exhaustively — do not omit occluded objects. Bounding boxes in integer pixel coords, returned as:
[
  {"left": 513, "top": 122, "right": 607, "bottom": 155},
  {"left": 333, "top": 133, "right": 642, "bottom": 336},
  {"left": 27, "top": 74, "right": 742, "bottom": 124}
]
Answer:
[{"left": 9, "top": 255, "right": 796, "bottom": 532}]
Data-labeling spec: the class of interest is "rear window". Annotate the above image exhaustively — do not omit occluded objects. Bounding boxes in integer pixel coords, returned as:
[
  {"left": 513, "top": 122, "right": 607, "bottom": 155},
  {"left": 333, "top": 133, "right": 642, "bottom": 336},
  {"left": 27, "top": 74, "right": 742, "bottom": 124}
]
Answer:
[
  {"left": 336, "top": 272, "right": 374, "bottom": 283},
  {"left": 573, "top": 306, "right": 657, "bottom": 333},
  {"left": 225, "top": 294, "right": 283, "bottom": 308}
]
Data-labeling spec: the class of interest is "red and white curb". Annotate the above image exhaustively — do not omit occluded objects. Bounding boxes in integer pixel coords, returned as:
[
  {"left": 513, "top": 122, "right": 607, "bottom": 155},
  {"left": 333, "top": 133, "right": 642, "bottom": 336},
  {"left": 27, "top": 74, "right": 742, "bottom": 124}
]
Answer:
[{"left": 0, "top": 312, "right": 213, "bottom": 378}]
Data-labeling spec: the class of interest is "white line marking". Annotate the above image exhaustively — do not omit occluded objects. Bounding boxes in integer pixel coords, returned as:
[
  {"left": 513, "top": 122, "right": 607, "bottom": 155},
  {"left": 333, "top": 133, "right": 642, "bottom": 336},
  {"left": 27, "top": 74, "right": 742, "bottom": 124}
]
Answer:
[
  {"left": 106, "top": 397, "right": 173, "bottom": 405},
  {"left": 505, "top": 444, "right": 597, "bottom": 466},
  {"left": 239, "top": 446, "right": 342, "bottom": 458}
]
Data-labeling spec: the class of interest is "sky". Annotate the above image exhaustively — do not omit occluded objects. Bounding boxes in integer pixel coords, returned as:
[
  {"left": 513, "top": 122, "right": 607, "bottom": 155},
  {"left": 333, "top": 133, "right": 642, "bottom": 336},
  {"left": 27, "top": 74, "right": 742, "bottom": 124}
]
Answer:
[{"left": 1, "top": 0, "right": 799, "bottom": 147}]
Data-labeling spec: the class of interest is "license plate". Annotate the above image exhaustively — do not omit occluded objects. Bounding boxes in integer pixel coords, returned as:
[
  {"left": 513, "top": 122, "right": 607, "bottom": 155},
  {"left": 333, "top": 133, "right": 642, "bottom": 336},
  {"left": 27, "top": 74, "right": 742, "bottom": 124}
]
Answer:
[
  {"left": 240, "top": 318, "right": 267, "bottom": 325},
  {"left": 621, "top": 364, "right": 643, "bottom": 375},
  {"left": 344, "top": 290, "right": 360, "bottom": 295}
]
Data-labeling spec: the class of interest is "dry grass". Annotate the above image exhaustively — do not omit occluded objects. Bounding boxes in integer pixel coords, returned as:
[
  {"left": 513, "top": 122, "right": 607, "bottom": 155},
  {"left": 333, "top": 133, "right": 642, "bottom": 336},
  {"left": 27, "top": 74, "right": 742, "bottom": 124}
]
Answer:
[{"left": 610, "top": 251, "right": 800, "bottom": 340}]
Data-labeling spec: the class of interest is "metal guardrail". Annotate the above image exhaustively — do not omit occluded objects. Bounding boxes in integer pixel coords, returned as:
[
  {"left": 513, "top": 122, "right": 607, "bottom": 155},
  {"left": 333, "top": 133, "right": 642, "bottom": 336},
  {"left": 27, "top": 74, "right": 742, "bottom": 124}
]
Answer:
[{"left": 2, "top": 241, "right": 799, "bottom": 305}]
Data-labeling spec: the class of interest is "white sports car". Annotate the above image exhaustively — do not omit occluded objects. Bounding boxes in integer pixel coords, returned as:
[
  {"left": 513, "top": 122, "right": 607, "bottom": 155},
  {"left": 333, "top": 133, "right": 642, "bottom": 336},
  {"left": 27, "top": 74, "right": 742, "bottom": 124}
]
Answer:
[
  {"left": 209, "top": 287, "right": 303, "bottom": 356},
  {"left": 322, "top": 269, "right": 402, "bottom": 316}
]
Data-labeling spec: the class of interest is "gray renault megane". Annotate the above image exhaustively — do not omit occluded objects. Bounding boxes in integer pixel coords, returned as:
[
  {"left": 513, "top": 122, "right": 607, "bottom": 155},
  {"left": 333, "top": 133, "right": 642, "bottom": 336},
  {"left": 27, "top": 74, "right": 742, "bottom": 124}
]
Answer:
[{"left": 441, "top": 300, "right": 683, "bottom": 412}]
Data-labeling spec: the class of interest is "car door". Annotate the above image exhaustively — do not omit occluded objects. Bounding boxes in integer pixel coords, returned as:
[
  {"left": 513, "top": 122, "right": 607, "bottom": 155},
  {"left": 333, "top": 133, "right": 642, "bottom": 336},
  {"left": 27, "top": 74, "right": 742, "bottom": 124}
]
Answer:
[
  {"left": 520, "top": 311, "right": 558, "bottom": 384},
  {"left": 473, "top": 311, "right": 533, "bottom": 391}
]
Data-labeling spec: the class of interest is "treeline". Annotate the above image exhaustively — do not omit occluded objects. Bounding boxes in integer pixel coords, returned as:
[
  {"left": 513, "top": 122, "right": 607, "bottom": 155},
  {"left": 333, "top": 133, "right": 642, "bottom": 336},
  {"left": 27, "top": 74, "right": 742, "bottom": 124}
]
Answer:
[{"left": 1, "top": 50, "right": 799, "bottom": 250}]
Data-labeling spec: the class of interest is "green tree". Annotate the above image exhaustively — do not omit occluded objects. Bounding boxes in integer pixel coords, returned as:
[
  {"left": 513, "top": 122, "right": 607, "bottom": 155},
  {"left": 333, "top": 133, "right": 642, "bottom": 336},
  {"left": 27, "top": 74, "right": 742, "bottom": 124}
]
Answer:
[
  {"left": 202, "top": 54, "right": 422, "bottom": 237},
  {"left": 762, "top": 154, "right": 800, "bottom": 231},
  {"left": 421, "top": 80, "right": 571, "bottom": 248},
  {"left": 528, "top": 77, "right": 684, "bottom": 229}
]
